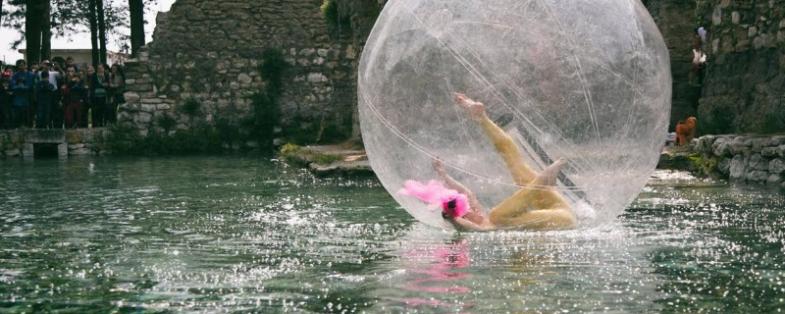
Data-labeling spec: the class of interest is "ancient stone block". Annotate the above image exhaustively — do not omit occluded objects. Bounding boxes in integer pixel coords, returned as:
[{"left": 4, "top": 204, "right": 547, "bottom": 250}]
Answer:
[
  {"left": 712, "top": 137, "right": 732, "bottom": 156},
  {"left": 141, "top": 98, "right": 163, "bottom": 104},
  {"left": 730, "top": 137, "right": 750, "bottom": 154},
  {"left": 761, "top": 147, "right": 779, "bottom": 158},
  {"left": 124, "top": 92, "right": 141, "bottom": 103},
  {"left": 136, "top": 112, "right": 153, "bottom": 124},
  {"left": 749, "top": 153, "right": 769, "bottom": 171},
  {"left": 729, "top": 154, "right": 747, "bottom": 179},
  {"left": 767, "top": 174, "right": 782, "bottom": 185},
  {"left": 307, "top": 73, "right": 328, "bottom": 83},
  {"left": 718, "top": 157, "right": 732, "bottom": 175},
  {"left": 769, "top": 159, "right": 785, "bottom": 174},
  {"left": 70, "top": 148, "right": 91, "bottom": 156},
  {"left": 238, "top": 73, "right": 253, "bottom": 84},
  {"left": 22, "top": 144, "right": 34, "bottom": 157},
  {"left": 141, "top": 104, "right": 157, "bottom": 112},
  {"left": 746, "top": 170, "right": 768, "bottom": 182}
]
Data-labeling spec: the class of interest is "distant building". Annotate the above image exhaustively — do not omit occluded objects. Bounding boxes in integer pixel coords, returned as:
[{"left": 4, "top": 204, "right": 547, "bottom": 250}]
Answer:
[{"left": 18, "top": 49, "right": 129, "bottom": 67}]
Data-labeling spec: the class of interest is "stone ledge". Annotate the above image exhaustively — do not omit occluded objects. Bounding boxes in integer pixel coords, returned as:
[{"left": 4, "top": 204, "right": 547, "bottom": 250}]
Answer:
[{"left": 280, "top": 144, "right": 373, "bottom": 177}]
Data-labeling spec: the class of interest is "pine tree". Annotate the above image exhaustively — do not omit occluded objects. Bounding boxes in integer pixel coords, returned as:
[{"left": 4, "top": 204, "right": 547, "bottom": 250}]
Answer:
[
  {"left": 96, "top": 0, "right": 108, "bottom": 64},
  {"left": 129, "top": 0, "right": 144, "bottom": 56}
]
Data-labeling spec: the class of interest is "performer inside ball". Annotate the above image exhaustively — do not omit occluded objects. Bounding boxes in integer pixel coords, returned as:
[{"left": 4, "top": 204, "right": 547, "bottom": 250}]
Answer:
[{"left": 400, "top": 93, "right": 577, "bottom": 232}]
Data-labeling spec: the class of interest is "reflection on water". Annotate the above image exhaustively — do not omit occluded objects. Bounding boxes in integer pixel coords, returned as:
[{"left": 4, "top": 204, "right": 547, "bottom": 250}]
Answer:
[
  {"left": 399, "top": 237, "right": 472, "bottom": 310},
  {"left": 0, "top": 158, "right": 784, "bottom": 313}
]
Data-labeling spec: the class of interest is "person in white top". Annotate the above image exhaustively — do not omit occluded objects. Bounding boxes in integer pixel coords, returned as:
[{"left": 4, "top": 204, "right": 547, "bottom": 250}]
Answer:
[{"left": 690, "top": 48, "right": 707, "bottom": 85}]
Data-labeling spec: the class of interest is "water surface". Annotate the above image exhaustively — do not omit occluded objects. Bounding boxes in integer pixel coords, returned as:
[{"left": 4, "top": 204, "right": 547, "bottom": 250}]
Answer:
[{"left": 1, "top": 157, "right": 783, "bottom": 313}]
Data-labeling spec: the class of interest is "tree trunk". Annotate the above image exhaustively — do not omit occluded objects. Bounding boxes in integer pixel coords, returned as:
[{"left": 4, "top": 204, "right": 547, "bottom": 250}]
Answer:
[
  {"left": 88, "top": 0, "right": 99, "bottom": 66},
  {"left": 25, "top": 0, "right": 43, "bottom": 65},
  {"left": 40, "top": 0, "right": 51, "bottom": 61},
  {"left": 129, "top": 0, "right": 145, "bottom": 57},
  {"left": 97, "top": 0, "right": 107, "bottom": 64}
]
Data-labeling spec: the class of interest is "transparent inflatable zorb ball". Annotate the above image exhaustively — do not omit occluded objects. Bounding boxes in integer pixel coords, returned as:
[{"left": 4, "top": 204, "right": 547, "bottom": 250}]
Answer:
[{"left": 358, "top": 0, "right": 671, "bottom": 228}]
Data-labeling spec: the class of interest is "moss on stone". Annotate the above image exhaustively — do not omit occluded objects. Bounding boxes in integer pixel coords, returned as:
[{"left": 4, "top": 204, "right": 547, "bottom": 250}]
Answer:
[
  {"left": 688, "top": 153, "right": 719, "bottom": 177},
  {"left": 65, "top": 130, "right": 83, "bottom": 144},
  {"left": 279, "top": 143, "right": 342, "bottom": 166}
]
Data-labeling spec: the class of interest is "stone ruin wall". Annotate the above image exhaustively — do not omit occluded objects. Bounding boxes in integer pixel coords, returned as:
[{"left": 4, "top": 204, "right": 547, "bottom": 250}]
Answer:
[
  {"left": 696, "top": 0, "right": 785, "bottom": 134},
  {"left": 119, "top": 0, "right": 359, "bottom": 144},
  {"left": 118, "top": 0, "right": 785, "bottom": 148},
  {"left": 645, "top": 0, "right": 703, "bottom": 130},
  {"left": 693, "top": 134, "right": 785, "bottom": 187},
  {"left": 646, "top": 0, "right": 785, "bottom": 134}
]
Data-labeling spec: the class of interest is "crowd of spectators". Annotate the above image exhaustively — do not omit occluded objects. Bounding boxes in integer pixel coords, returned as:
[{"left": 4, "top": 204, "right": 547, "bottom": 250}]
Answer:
[{"left": 0, "top": 57, "right": 126, "bottom": 130}]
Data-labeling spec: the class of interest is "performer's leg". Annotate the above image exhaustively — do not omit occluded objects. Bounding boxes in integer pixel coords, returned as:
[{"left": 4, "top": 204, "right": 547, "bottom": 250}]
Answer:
[
  {"left": 493, "top": 208, "right": 577, "bottom": 231},
  {"left": 454, "top": 93, "right": 536, "bottom": 186},
  {"left": 488, "top": 161, "right": 574, "bottom": 229}
]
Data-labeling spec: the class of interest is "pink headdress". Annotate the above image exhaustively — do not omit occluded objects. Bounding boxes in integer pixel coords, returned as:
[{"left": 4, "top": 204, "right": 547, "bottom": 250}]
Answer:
[{"left": 398, "top": 180, "right": 470, "bottom": 218}]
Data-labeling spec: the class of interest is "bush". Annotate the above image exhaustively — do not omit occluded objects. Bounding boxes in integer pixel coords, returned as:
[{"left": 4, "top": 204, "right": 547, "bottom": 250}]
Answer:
[
  {"left": 320, "top": 0, "right": 339, "bottom": 24},
  {"left": 320, "top": 0, "right": 351, "bottom": 36},
  {"left": 179, "top": 98, "right": 202, "bottom": 118},
  {"left": 103, "top": 121, "right": 225, "bottom": 156},
  {"left": 245, "top": 48, "right": 289, "bottom": 151},
  {"left": 156, "top": 114, "right": 177, "bottom": 133},
  {"left": 689, "top": 153, "right": 718, "bottom": 176}
]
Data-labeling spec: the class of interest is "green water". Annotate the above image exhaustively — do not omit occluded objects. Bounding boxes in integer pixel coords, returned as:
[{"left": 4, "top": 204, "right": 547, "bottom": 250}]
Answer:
[{"left": 1, "top": 157, "right": 784, "bottom": 313}]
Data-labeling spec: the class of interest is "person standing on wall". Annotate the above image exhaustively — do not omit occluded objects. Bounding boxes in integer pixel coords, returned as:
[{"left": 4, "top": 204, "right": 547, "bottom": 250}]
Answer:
[
  {"left": 90, "top": 65, "right": 110, "bottom": 127},
  {"left": 49, "top": 61, "right": 66, "bottom": 129},
  {"left": 35, "top": 71, "right": 56, "bottom": 129},
  {"left": 62, "top": 66, "right": 88, "bottom": 129},
  {"left": 37, "top": 61, "right": 62, "bottom": 128},
  {"left": 81, "top": 66, "right": 96, "bottom": 128},
  {"left": 107, "top": 64, "right": 126, "bottom": 125},
  {"left": 11, "top": 60, "right": 35, "bottom": 128},
  {"left": 0, "top": 74, "right": 12, "bottom": 129}
]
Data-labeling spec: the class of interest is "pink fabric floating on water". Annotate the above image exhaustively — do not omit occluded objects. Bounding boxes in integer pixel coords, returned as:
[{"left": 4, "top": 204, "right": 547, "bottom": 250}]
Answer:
[{"left": 398, "top": 180, "right": 470, "bottom": 218}]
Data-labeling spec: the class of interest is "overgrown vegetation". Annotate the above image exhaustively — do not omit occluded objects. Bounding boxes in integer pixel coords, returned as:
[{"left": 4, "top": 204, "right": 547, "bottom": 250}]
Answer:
[
  {"left": 103, "top": 48, "right": 291, "bottom": 156},
  {"left": 279, "top": 143, "right": 342, "bottom": 166},
  {"left": 689, "top": 153, "right": 719, "bottom": 177},
  {"left": 244, "top": 48, "right": 288, "bottom": 151},
  {"left": 103, "top": 122, "right": 223, "bottom": 156},
  {"left": 320, "top": 0, "right": 352, "bottom": 36}
]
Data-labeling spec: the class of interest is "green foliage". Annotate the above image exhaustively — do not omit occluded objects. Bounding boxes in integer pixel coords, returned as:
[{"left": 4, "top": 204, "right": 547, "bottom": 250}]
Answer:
[
  {"left": 260, "top": 48, "right": 287, "bottom": 96},
  {"left": 697, "top": 100, "right": 735, "bottom": 135},
  {"left": 156, "top": 114, "right": 177, "bottom": 133},
  {"left": 178, "top": 98, "right": 202, "bottom": 118},
  {"left": 278, "top": 143, "right": 342, "bottom": 165},
  {"left": 689, "top": 153, "right": 718, "bottom": 176},
  {"left": 762, "top": 111, "right": 785, "bottom": 134},
  {"left": 311, "top": 153, "right": 342, "bottom": 165},
  {"left": 244, "top": 48, "right": 289, "bottom": 151},
  {"left": 215, "top": 116, "right": 241, "bottom": 148},
  {"left": 320, "top": 0, "right": 338, "bottom": 24},
  {"left": 320, "top": 0, "right": 351, "bottom": 36},
  {"left": 279, "top": 143, "right": 301, "bottom": 156},
  {"left": 3, "top": 0, "right": 148, "bottom": 54},
  {"left": 103, "top": 122, "right": 225, "bottom": 156},
  {"left": 102, "top": 123, "right": 138, "bottom": 155}
]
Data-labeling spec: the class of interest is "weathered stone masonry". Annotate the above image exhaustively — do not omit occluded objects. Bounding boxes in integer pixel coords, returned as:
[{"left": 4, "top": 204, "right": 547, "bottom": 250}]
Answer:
[
  {"left": 695, "top": 0, "right": 785, "bottom": 134},
  {"left": 119, "top": 0, "right": 358, "bottom": 143},
  {"left": 119, "top": 0, "right": 784, "bottom": 148},
  {"left": 1, "top": 129, "right": 108, "bottom": 158},
  {"left": 693, "top": 134, "right": 785, "bottom": 188}
]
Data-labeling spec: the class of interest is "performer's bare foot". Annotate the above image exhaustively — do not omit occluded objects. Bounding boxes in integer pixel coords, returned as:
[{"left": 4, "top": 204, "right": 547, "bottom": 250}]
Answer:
[
  {"left": 531, "top": 158, "right": 566, "bottom": 187},
  {"left": 454, "top": 93, "right": 486, "bottom": 121},
  {"left": 432, "top": 158, "right": 447, "bottom": 176}
]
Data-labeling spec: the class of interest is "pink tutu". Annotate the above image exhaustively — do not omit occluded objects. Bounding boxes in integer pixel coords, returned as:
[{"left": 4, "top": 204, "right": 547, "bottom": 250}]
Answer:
[{"left": 398, "top": 180, "right": 470, "bottom": 218}]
